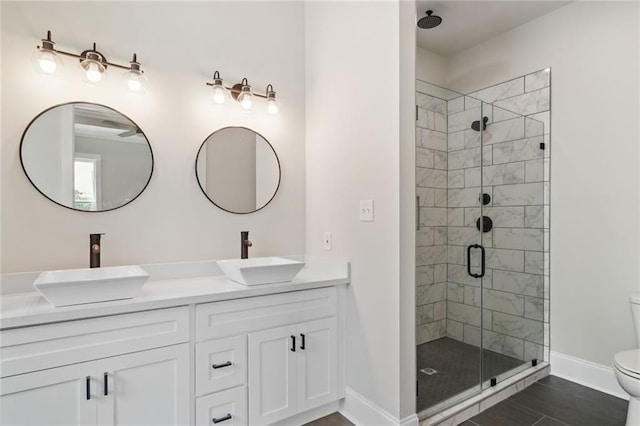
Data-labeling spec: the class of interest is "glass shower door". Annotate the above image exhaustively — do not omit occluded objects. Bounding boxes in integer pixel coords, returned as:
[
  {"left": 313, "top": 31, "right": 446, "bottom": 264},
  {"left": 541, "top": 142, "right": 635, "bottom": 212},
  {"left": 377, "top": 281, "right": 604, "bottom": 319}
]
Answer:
[{"left": 478, "top": 102, "right": 547, "bottom": 389}]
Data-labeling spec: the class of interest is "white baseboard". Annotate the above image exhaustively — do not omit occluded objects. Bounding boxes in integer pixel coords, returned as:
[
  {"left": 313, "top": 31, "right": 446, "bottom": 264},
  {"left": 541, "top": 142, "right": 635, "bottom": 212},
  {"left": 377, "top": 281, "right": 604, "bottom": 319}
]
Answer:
[
  {"left": 340, "top": 387, "right": 419, "bottom": 426},
  {"left": 550, "top": 351, "right": 628, "bottom": 400}
]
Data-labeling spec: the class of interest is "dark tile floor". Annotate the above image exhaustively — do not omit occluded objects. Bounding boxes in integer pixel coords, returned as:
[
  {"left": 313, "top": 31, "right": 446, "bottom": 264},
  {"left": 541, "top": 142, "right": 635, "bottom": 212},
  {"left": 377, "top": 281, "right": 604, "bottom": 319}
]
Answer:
[
  {"left": 417, "top": 337, "right": 524, "bottom": 412},
  {"left": 305, "top": 412, "right": 354, "bottom": 426},
  {"left": 463, "top": 375, "right": 628, "bottom": 426},
  {"left": 307, "top": 375, "right": 629, "bottom": 426}
]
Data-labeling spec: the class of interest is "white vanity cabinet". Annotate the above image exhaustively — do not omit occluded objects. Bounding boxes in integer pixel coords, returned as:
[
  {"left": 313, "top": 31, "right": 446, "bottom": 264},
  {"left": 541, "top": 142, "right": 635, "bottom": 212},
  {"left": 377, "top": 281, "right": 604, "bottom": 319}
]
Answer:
[
  {"left": 195, "top": 286, "right": 342, "bottom": 426},
  {"left": 0, "top": 267, "right": 348, "bottom": 426},
  {"left": 0, "top": 361, "right": 98, "bottom": 426},
  {"left": 0, "top": 307, "right": 190, "bottom": 426},
  {"left": 247, "top": 317, "right": 337, "bottom": 425}
]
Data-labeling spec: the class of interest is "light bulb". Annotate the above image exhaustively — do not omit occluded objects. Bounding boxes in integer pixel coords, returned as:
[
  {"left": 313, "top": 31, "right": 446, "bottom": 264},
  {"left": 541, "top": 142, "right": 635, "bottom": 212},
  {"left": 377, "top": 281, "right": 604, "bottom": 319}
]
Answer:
[
  {"left": 38, "top": 51, "right": 57, "bottom": 74},
  {"left": 265, "top": 85, "right": 278, "bottom": 115},
  {"left": 123, "top": 56, "right": 148, "bottom": 93},
  {"left": 238, "top": 92, "right": 252, "bottom": 110},
  {"left": 267, "top": 99, "right": 278, "bottom": 115},
  {"left": 85, "top": 62, "right": 103, "bottom": 83},
  {"left": 34, "top": 32, "right": 62, "bottom": 75},
  {"left": 127, "top": 74, "right": 142, "bottom": 91},
  {"left": 212, "top": 86, "right": 226, "bottom": 104}
]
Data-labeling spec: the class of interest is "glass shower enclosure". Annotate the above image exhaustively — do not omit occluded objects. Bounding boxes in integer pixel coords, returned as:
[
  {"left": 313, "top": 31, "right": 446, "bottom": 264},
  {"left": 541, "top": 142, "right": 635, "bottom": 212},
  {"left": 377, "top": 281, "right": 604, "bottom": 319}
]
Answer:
[{"left": 415, "top": 77, "right": 549, "bottom": 416}]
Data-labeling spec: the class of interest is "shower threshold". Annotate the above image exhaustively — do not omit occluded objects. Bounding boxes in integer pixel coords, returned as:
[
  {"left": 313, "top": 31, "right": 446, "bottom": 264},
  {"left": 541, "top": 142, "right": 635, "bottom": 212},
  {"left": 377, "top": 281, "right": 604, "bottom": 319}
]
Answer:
[{"left": 417, "top": 362, "right": 550, "bottom": 425}]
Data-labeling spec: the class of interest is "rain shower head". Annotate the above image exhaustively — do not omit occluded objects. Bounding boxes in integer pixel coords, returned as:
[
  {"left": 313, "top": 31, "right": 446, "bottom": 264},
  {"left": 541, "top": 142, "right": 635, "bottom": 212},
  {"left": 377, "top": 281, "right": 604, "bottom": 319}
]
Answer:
[{"left": 418, "top": 10, "right": 442, "bottom": 29}]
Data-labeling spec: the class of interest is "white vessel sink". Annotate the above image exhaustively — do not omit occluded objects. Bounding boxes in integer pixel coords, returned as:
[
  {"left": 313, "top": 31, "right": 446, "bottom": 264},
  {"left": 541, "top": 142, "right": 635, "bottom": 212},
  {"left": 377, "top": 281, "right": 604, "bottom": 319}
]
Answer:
[
  {"left": 33, "top": 265, "right": 150, "bottom": 307},
  {"left": 217, "top": 257, "right": 305, "bottom": 286}
]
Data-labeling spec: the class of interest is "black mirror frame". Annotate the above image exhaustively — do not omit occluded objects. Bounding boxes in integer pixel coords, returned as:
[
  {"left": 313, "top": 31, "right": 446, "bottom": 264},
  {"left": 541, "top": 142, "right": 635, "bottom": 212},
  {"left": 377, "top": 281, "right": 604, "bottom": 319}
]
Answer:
[
  {"left": 194, "top": 126, "right": 281, "bottom": 215},
  {"left": 19, "top": 101, "right": 154, "bottom": 213}
]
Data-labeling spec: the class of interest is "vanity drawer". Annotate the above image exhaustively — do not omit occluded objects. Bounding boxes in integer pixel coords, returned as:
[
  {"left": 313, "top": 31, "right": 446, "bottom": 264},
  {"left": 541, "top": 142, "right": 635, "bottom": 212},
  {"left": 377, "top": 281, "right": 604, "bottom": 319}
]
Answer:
[
  {"left": 195, "top": 287, "right": 337, "bottom": 340},
  {"left": 0, "top": 306, "right": 189, "bottom": 377},
  {"left": 196, "top": 335, "right": 246, "bottom": 396},
  {"left": 196, "top": 385, "right": 247, "bottom": 426}
]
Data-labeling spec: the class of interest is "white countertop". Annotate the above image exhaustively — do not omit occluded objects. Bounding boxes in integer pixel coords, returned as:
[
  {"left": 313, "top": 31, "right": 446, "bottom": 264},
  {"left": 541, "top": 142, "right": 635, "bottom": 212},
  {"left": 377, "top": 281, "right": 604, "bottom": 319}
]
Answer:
[{"left": 0, "top": 256, "right": 350, "bottom": 329}]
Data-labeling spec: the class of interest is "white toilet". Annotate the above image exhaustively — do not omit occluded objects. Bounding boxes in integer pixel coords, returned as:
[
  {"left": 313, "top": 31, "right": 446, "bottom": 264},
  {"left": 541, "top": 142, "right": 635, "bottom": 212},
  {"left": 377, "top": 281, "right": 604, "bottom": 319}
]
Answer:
[{"left": 614, "top": 293, "right": 640, "bottom": 426}]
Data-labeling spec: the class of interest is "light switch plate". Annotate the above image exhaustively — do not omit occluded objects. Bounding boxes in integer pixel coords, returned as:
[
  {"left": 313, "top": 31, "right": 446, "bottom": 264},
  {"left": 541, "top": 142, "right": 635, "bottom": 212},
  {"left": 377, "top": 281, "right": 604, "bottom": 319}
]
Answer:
[{"left": 359, "top": 200, "right": 374, "bottom": 222}]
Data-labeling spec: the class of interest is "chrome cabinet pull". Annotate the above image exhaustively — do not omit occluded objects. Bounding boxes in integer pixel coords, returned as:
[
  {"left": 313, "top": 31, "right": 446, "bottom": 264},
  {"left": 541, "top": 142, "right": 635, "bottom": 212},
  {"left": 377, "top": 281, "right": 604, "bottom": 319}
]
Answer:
[
  {"left": 212, "top": 361, "right": 232, "bottom": 369},
  {"left": 212, "top": 414, "right": 232, "bottom": 424}
]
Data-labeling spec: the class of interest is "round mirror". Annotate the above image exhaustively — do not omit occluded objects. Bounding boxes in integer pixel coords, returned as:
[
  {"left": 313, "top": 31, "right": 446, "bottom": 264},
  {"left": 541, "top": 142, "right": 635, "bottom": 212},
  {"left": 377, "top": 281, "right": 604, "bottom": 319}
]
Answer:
[
  {"left": 20, "top": 102, "right": 153, "bottom": 212},
  {"left": 195, "top": 127, "right": 281, "bottom": 214}
]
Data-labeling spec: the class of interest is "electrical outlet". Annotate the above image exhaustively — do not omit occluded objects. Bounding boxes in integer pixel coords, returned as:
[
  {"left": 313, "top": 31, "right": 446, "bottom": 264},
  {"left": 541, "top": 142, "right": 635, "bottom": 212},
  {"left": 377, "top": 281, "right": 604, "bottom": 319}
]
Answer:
[
  {"left": 359, "top": 200, "right": 374, "bottom": 221},
  {"left": 323, "top": 232, "right": 331, "bottom": 250}
]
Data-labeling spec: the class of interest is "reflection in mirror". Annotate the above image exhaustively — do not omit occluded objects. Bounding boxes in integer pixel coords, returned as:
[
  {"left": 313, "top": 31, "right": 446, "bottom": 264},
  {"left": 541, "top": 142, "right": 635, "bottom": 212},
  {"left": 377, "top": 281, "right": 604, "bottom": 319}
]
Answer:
[
  {"left": 195, "top": 127, "right": 280, "bottom": 214},
  {"left": 20, "top": 103, "right": 153, "bottom": 212}
]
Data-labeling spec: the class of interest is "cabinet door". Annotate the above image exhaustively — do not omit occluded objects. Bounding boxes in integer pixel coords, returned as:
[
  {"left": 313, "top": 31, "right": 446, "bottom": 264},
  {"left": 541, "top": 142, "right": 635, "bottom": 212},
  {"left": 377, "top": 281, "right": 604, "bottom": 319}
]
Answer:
[
  {"left": 97, "top": 344, "right": 189, "bottom": 426},
  {"left": 297, "top": 317, "right": 338, "bottom": 412},
  {"left": 0, "top": 362, "right": 97, "bottom": 426},
  {"left": 247, "top": 325, "right": 297, "bottom": 425}
]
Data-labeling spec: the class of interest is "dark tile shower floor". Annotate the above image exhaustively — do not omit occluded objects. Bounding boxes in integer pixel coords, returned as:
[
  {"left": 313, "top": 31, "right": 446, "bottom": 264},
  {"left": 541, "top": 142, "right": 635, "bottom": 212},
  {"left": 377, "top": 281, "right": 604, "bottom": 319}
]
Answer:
[{"left": 417, "top": 337, "right": 524, "bottom": 413}]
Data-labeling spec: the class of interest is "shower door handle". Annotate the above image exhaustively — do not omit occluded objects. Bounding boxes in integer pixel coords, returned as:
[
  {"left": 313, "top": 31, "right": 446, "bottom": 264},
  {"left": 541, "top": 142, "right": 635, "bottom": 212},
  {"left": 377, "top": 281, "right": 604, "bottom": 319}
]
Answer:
[
  {"left": 467, "top": 244, "right": 485, "bottom": 278},
  {"left": 416, "top": 196, "right": 420, "bottom": 230}
]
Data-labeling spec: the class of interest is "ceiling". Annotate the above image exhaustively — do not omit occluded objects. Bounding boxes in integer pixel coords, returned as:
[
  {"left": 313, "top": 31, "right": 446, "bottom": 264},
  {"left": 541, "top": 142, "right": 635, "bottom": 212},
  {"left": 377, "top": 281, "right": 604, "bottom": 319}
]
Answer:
[
  {"left": 74, "top": 104, "right": 145, "bottom": 144},
  {"left": 416, "top": 1, "right": 571, "bottom": 57}
]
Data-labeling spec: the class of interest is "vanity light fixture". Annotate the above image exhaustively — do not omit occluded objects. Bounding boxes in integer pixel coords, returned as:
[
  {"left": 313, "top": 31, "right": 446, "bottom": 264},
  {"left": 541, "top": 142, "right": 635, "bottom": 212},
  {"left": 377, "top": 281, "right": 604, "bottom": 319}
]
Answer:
[
  {"left": 234, "top": 78, "right": 253, "bottom": 110},
  {"left": 34, "top": 30, "right": 148, "bottom": 92},
  {"left": 266, "top": 84, "right": 278, "bottom": 115},
  {"left": 79, "top": 46, "right": 106, "bottom": 84},
  {"left": 209, "top": 71, "right": 228, "bottom": 105},
  {"left": 205, "top": 71, "right": 278, "bottom": 114},
  {"left": 123, "top": 54, "right": 148, "bottom": 92}
]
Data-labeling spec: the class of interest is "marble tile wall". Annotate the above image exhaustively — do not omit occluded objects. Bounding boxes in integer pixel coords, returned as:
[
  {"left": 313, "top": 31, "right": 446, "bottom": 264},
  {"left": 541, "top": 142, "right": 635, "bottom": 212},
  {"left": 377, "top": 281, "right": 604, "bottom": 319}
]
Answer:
[
  {"left": 416, "top": 91, "right": 449, "bottom": 345},
  {"left": 444, "top": 69, "right": 551, "bottom": 363}
]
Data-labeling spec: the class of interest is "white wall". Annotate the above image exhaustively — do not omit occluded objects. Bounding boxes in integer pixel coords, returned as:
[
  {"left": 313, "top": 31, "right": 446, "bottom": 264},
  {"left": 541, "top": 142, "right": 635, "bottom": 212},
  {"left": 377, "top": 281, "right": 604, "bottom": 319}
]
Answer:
[
  {"left": 1, "top": 1, "right": 306, "bottom": 272},
  {"left": 305, "top": 1, "right": 416, "bottom": 423},
  {"left": 416, "top": 46, "right": 446, "bottom": 86},
  {"left": 446, "top": 1, "right": 640, "bottom": 370},
  {"left": 399, "top": 1, "right": 417, "bottom": 419}
]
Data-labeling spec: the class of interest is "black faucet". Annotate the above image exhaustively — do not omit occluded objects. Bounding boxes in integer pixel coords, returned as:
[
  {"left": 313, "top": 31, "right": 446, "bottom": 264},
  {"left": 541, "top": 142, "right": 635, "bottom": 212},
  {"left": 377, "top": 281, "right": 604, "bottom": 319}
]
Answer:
[
  {"left": 241, "top": 231, "right": 252, "bottom": 259},
  {"left": 90, "top": 233, "right": 105, "bottom": 268}
]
